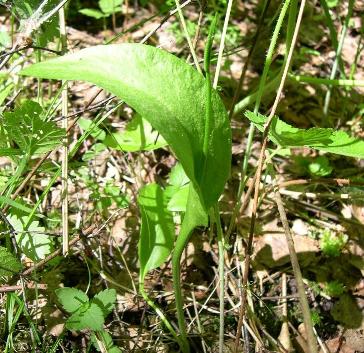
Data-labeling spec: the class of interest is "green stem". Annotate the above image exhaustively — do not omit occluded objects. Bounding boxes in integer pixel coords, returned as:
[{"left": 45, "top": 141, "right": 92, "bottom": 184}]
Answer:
[
  {"left": 226, "top": 0, "right": 292, "bottom": 239},
  {"left": 139, "top": 282, "right": 183, "bottom": 348},
  {"left": 323, "top": 0, "right": 354, "bottom": 116},
  {"left": 172, "top": 227, "right": 191, "bottom": 353},
  {"left": 290, "top": 74, "right": 364, "bottom": 87}
]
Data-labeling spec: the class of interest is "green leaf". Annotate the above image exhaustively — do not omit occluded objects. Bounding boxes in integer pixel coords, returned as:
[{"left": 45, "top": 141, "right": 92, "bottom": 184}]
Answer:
[
  {"left": 91, "top": 330, "right": 122, "bottom": 353},
  {"left": 9, "top": 215, "right": 53, "bottom": 261},
  {"left": 0, "top": 84, "right": 13, "bottom": 106},
  {"left": 98, "top": 0, "right": 123, "bottom": 14},
  {"left": 20, "top": 44, "right": 231, "bottom": 209},
  {"left": 3, "top": 100, "right": 64, "bottom": 155},
  {"left": 66, "top": 302, "right": 104, "bottom": 331},
  {"left": 82, "top": 143, "right": 107, "bottom": 162},
  {"left": 169, "top": 163, "right": 189, "bottom": 188},
  {"left": 138, "top": 183, "right": 175, "bottom": 281},
  {"left": 166, "top": 185, "right": 189, "bottom": 212},
  {"left": 104, "top": 114, "right": 167, "bottom": 152},
  {"left": 78, "top": 118, "right": 106, "bottom": 141},
  {"left": 0, "top": 148, "right": 22, "bottom": 156},
  {"left": 92, "top": 288, "right": 116, "bottom": 316},
  {"left": 0, "top": 196, "right": 36, "bottom": 214},
  {"left": 55, "top": 287, "right": 89, "bottom": 313},
  {"left": 245, "top": 111, "right": 364, "bottom": 159},
  {"left": 79, "top": 8, "right": 106, "bottom": 19},
  {"left": 0, "top": 246, "right": 22, "bottom": 277}
]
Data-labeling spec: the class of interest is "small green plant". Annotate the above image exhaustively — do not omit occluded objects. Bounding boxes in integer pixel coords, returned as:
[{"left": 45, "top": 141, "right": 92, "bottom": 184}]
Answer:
[
  {"left": 319, "top": 230, "right": 348, "bottom": 257},
  {"left": 56, "top": 287, "right": 116, "bottom": 331},
  {"left": 79, "top": 0, "right": 123, "bottom": 20},
  {"left": 56, "top": 287, "right": 121, "bottom": 352},
  {"left": 324, "top": 281, "right": 345, "bottom": 297}
]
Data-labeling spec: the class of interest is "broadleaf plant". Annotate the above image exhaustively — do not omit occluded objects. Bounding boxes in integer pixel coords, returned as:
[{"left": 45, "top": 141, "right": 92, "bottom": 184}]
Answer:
[
  {"left": 21, "top": 43, "right": 232, "bottom": 353},
  {"left": 56, "top": 287, "right": 116, "bottom": 331}
]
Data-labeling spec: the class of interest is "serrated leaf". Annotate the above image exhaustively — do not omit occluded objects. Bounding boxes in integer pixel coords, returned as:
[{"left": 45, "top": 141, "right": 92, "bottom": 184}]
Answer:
[
  {"left": 9, "top": 214, "right": 53, "bottom": 261},
  {"left": 104, "top": 114, "right": 167, "bottom": 152},
  {"left": 0, "top": 246, "right": 22, "bottom": 277},
  {"left": 20, "top": 43, "right": 231, "bottom": 209},
  {"left": 79, "top": 8, "right": 106, "bottom": 19},
  {"left": 138, "top": 184, "right": 175, "bottom": 281},
  {"left": 245, "top": 111, "right": 364, "bottom": 159},
  {"left": 66, "top": 302, "right": 104, "bottom": 331},
  {"left": 55, "top": 287, "right": 89, "bottom": 313},
  {"left": 92, "top": 288, "right": 116, "bottom": 316},
  {"left": 3, "top": 100, "right": 64, "bottom": 155}
]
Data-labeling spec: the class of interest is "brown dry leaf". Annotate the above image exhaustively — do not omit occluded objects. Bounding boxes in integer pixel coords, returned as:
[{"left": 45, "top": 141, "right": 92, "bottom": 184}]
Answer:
[
  {"left": 320, "top": 336, "right": 355, "bottom": 353},
  {"left": 253, "top": 234, "right": 319, "bottom": 269}
]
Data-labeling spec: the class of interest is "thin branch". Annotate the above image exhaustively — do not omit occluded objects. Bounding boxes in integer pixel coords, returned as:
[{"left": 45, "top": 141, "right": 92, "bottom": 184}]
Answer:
[
  {"left": 59, "top": 6, "right": 69, "bottom": 256},
  {"left": 274, "top": 189, "right": 317, "bottom": 353}
]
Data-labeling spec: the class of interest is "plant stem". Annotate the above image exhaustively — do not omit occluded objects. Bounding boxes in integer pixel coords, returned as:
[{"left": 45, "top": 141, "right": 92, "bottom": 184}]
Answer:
[
  {"left": 290, "top": 74, "right": 364, "bottom": 87},
  {"left": 274, "top": 189, "right": 318, "bottom": 353},
  {"left": 139, "top": 282, "right": 183, "bottom": 348},
  {"left": 59, "top": 5, "right": 69, "bottom": 255},
  {"left": 234, "top": 0, "right": 305, "bottom": 350},
  {"left": 174, "top": 0, "right": 202, "bottom": 74},
  {"left": 323, "top": 0, "right": 354, "bottom": 117},
  {"left": 226, "top": 0, "right": 291, "bottom": 240},
  {"left": 213, "top": 0, "right": 234, "bottom": 88},
  {"left": 214, "top": 204, "right": 225, "bottom": 353}
]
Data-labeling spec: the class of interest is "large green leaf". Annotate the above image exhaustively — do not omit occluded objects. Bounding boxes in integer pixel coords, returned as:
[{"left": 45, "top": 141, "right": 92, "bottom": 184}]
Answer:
[
  {"left": 245, "top": 111, "right": 364, "bottom": 159},
  {"left": 138, "top": 183, "right": 175, "bottom": 282},
  {"left": 21, "top": 44, "right": 231, "bottom": 209}
]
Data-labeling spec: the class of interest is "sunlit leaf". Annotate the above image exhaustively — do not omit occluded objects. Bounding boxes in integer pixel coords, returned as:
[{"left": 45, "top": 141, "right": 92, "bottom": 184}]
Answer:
[
  {"left": 245, "top": 111, "right": 364, "bottom": 159},
  {"left": 138, "top": 183, "right": 175, "bottom": 282},
  {"left": 21, "top": 44, "right": 231, "bottom": 209},
  {"left": 55, "top": 287, "right": 89, "bottom": 314}
]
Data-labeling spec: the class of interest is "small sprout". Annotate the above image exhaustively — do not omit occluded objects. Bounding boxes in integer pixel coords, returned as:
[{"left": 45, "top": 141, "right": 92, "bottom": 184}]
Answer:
[
  {"left": 324, "top": 281, "right": 345, "bottom": 297},
  {"left": 320, "top": 230, "right": 348, "bottom": 257}
]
